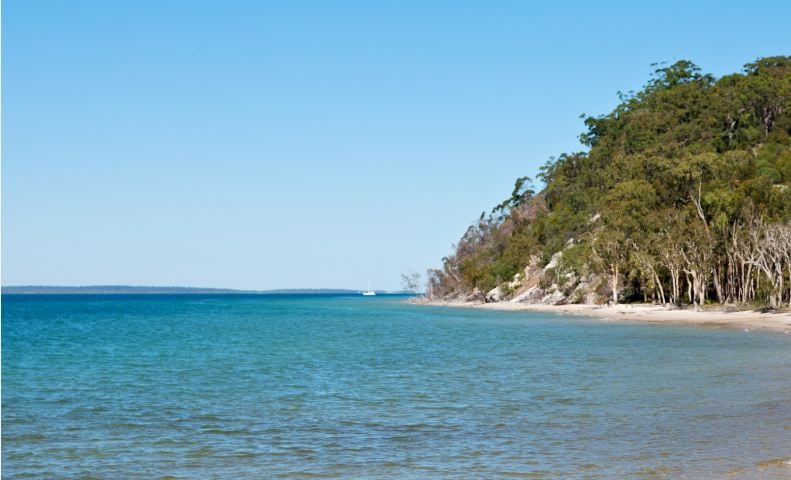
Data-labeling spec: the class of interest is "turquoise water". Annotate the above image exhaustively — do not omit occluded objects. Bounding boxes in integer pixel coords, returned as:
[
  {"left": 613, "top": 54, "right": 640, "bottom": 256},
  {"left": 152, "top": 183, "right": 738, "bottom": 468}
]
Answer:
[{"left": 2, "top": 294, "right": 790, "bottom": 479}]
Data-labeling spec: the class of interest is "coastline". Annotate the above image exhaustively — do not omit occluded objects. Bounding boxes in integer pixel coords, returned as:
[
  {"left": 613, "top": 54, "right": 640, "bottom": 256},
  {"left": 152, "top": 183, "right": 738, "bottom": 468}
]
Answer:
[{"left": 416, "top": 299, "right": 791, "bottom": 333}]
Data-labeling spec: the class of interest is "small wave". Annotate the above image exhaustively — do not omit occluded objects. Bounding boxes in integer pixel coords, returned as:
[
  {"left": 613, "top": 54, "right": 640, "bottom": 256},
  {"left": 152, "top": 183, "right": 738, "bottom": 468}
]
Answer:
[
  {"left": 222, "top": 451, "right": 261, "bottom": 459},
  {"left": 4, "top": 433, "right": 47, "bottom": 442},
  {"left": 283, "top": 472, "right": 343, "bottom": 478},
  {"left": 756, "top": 458, "right": 791, "bottom": 468},
  {"left": 203, "top": 428, "right": 253, "bottom": 436},
  {"left": 290, "top": 448, "right": 318, "bottom": 455}
]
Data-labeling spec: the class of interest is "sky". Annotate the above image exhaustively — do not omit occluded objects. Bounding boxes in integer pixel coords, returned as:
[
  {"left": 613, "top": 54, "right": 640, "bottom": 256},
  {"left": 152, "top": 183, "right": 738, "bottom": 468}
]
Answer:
[{"left": 3, "top": 1, "right": 791, "bottom": 291}]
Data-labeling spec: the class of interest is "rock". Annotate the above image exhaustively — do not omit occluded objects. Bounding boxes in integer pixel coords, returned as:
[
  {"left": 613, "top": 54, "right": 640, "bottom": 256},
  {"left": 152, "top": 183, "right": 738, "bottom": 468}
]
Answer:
[
  {"left": 553, "top": 273, "right": 608, "bottom": 305},
  {"left": 540, "top": 283, "right": 567, "bottom": 305},
  {"left": 486, "top": 286, "right": 504, "bottom": 302},
  {"left": 506, "top": 272, "right": 522, "bottom": 290},
  {"left": 511, "top": 286, "right": 544, "bottom": 303},
  {"left": 544, "top": 251, "right": 563, "bottom": 272},
  {"left": 567, "top": 281, "right": 591, "bottom": 304},
  {"left": 463, "top": 290, "right": 480, "bottom": 302}
]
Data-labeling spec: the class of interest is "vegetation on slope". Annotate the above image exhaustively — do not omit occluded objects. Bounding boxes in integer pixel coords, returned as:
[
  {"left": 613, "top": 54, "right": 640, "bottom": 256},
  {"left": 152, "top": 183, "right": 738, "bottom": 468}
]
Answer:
[{"left": 428, "top": 57, "right": 791, "bottom": 308}]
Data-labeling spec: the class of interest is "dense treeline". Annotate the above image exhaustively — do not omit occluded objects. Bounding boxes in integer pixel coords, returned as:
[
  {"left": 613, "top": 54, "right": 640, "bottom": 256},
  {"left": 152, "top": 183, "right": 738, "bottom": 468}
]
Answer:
[{"left": 428, "top": 57, "right": 791, "bottom": 308}]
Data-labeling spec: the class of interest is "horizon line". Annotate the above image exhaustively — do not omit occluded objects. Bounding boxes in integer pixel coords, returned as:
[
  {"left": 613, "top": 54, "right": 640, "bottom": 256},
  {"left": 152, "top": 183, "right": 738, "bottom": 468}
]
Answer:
[{"left": 1, "top": 284, "right": 412, "bottom": 293}]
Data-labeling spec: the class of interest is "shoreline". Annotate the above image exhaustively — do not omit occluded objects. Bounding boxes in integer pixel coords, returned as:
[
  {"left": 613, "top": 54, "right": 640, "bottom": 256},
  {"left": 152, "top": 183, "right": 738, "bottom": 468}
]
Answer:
[{"left": 416, "top": 299, "right": 791, "bottom": 333}]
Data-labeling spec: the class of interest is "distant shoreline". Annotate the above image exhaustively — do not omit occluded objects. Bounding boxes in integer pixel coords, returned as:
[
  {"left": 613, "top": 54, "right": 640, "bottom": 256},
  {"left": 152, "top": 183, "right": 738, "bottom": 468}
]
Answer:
[
  {"left": 1, "top": 286, "right": 406, "bottom": 295},
  {"left": 416, "top": 299, "right": 791, "bottom": 333}
]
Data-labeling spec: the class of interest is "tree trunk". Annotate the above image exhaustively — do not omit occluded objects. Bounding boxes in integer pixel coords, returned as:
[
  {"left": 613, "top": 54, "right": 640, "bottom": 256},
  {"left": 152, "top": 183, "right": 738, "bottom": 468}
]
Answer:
[
  {"left": 611, "top": 263, "right": 618, "bottom": 305},
  {"left": 713, "top": 265, "right": 724, "bottom": 304},
  {"left": 652, "top": 270, "right": 666, "bottom": 305},
  {"left": 670, "top": 268, "right": 680, "bottom": 305}
]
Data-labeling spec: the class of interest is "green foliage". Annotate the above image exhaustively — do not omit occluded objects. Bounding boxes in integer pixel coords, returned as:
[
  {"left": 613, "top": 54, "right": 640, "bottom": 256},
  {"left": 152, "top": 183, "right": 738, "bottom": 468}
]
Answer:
[
  {"left": 492, "top": 176, "right": 534, "bottom": 220},
  {"left": 431, "top": 57, "right": 791, "bottom": 307}
]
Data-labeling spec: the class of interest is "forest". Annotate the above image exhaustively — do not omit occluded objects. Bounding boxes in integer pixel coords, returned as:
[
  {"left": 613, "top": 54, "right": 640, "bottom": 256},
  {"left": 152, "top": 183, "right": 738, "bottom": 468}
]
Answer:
[{"left": 427, "top": 57, "right": 791, "bottom": 309}]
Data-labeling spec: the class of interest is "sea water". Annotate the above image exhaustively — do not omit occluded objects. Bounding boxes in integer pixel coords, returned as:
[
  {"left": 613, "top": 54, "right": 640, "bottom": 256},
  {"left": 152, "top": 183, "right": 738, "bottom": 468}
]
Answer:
[{"left": 2, "top": 294, "right": 790, "bottom": 479}]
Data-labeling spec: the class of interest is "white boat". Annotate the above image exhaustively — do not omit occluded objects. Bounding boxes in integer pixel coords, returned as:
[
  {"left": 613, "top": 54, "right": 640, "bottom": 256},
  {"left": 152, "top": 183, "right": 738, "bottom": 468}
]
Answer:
[{"left": 362, "top": 281, "right": 376, "bottom": 296}]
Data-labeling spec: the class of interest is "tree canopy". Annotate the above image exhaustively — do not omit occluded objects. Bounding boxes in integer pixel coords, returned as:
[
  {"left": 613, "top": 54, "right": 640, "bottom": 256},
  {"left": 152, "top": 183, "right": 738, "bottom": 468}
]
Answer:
[{"left": 429, "top": 57, "right": 791, "bottom": 308}]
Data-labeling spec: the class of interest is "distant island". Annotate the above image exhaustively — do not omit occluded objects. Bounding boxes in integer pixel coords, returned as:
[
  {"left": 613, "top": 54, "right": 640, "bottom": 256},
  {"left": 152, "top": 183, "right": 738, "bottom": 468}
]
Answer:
[{"left": 1, "top": 286, "right": 393, "bottom": 295}]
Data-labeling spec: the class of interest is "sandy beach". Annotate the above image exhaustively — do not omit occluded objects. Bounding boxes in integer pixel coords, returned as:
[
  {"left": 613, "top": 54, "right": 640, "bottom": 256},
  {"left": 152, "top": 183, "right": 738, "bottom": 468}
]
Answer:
[{"left": 418, "top": 299, "right": 791, "bottom": 333}]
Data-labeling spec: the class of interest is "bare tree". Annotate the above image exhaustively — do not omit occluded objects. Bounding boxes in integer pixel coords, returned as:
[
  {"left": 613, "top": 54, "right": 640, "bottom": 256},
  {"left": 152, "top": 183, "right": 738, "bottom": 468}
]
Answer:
[
  {"left": 589, "top": 228, "right": 627, "bottom": 304},
  {"left": 400, "top": 270, "right": 423, "bottom": 295},
  {"left": 680, "top": 224, "right": 713, "bottom": 309},
  {"left": 749, "top": 220, "right": 791, "bottom": 308}
]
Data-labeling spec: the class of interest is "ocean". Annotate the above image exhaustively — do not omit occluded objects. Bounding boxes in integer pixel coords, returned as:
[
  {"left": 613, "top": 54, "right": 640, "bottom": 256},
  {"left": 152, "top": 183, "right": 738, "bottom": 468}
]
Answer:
[{"left": 2, "top": 294, "right": 790, "bottom": 478}]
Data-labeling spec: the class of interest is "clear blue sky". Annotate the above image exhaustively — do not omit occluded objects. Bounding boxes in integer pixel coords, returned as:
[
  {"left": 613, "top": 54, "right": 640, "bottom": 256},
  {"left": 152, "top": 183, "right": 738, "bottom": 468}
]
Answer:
[{"left": 3, "top": 1, "right": 790, "bottom": 290}]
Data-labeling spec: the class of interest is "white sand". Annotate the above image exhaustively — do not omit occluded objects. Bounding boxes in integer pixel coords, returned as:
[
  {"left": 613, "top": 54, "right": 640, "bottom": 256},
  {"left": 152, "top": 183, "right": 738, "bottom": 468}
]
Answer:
[{"left": 418, "top": 299, "right": 791, "bottom": 333}]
